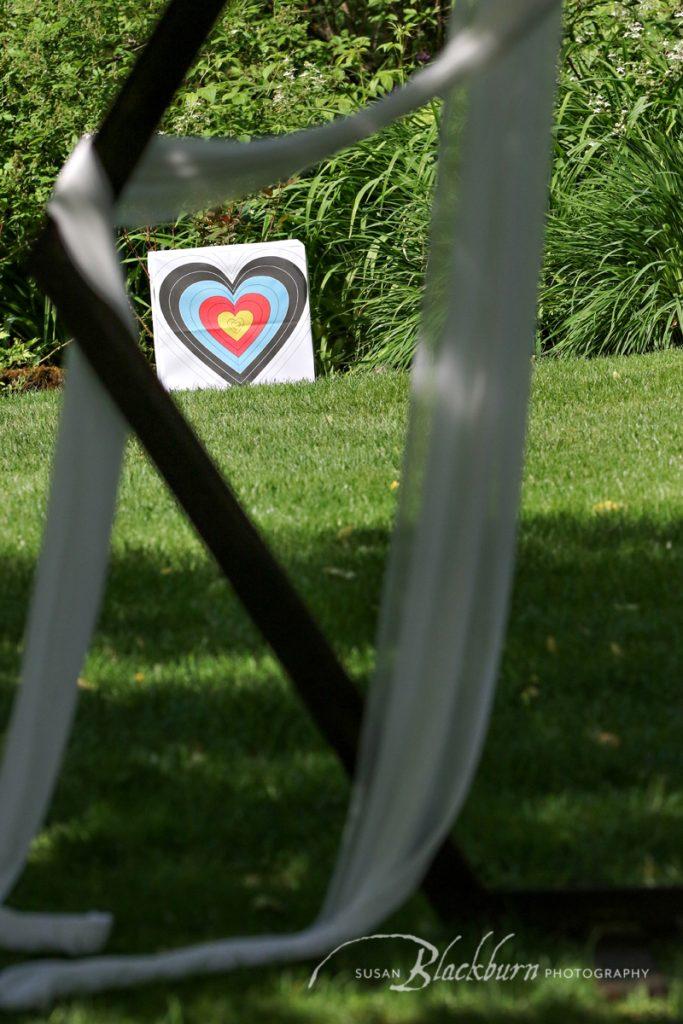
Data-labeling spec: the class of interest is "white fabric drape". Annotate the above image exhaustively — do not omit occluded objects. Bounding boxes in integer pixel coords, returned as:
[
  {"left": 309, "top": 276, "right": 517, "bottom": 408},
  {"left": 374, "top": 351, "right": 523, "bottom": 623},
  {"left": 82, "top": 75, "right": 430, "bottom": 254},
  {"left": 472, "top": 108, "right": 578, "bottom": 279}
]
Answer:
[
  {"left": 0, "top": 347, "right": 124, "bottom": 958},
  {"left": 0, "top": 0, "right": 561, "bottom": 1008}
]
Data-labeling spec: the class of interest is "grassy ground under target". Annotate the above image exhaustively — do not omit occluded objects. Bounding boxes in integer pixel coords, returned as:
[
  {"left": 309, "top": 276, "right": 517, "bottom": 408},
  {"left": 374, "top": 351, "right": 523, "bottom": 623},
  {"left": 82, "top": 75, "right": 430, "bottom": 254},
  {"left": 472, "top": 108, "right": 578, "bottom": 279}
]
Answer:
[{"left": 0, "top": 350, "right": 681, "bottom": 1022}]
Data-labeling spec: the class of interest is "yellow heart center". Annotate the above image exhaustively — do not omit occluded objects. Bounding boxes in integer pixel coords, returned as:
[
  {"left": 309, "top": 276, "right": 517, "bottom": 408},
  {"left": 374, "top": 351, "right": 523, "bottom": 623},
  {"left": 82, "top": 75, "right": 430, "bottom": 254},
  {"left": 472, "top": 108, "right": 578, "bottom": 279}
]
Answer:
[{"left": 217, "top": 309, "right": 254, "bottom": 342}]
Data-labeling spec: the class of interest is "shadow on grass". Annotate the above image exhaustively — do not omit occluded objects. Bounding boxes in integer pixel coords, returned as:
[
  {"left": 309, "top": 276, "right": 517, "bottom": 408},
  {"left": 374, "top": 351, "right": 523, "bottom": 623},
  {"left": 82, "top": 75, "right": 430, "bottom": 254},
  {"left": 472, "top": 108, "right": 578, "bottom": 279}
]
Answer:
[
  {"left": 0, "top": 526, "right": 389, "bottom": 672},
  {"left": 0, "top": 513, "right": 680, "bottom": 1019}
]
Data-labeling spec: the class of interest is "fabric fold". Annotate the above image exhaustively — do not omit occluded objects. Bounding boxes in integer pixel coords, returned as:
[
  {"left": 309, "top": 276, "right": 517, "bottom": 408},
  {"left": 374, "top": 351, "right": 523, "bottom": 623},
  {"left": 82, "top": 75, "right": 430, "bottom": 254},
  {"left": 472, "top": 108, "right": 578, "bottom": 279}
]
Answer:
[
  {"left": 0, "top": 908, "right": 112, "bottom": 957},
  {"left": 0, "top": 133, "right": 128, "bottom": 958}
]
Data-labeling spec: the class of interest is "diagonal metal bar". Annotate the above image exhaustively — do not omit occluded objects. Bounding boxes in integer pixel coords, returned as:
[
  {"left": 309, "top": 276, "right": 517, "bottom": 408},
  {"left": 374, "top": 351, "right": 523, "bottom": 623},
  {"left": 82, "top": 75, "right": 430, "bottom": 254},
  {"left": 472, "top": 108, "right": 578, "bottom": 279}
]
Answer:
[
  {"left": 32, "top": 217, "right": 490, "bottom": 919},
  {"left": 30, "top": 0, "right": 489, "bottom": 920}
]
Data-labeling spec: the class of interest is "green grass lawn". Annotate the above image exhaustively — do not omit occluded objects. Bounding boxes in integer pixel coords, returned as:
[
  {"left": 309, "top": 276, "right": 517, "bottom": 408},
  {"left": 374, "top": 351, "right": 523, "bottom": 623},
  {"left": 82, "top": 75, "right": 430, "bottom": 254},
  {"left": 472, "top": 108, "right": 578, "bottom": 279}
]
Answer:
[{"left": 0, "top": 351, "right": 681, "bottom": 1022}]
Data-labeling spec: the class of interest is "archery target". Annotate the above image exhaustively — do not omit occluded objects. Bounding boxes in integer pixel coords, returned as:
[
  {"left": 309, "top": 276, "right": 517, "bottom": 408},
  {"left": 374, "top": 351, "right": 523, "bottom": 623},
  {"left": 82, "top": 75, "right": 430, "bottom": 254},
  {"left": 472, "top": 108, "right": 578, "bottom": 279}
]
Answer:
[{"left": 148, "top": 240, "right": 314, "bottom": 390}]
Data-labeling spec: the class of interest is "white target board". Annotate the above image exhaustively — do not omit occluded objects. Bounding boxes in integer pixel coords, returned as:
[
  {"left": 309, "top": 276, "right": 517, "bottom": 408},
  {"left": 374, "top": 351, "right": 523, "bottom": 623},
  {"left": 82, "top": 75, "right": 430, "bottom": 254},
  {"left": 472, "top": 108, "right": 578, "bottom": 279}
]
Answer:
[{"left": 148, "top": 240, "right": 315, "bottom": 390}]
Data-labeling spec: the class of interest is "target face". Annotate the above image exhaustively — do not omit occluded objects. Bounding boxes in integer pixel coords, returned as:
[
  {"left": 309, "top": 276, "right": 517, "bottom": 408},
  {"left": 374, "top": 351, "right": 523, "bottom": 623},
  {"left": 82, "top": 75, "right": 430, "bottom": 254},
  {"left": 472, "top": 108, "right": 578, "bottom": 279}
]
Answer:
[{"left": 148, "top": 241, "right": 314, "bottom": 390}]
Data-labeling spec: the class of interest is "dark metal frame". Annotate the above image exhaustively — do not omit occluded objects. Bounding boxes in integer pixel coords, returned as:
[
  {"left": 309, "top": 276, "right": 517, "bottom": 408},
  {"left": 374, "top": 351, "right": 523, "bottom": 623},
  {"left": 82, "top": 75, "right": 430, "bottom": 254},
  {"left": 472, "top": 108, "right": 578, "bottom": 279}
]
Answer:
[{"left": 29, "top": 0, "right": 683, "bottom": 933}]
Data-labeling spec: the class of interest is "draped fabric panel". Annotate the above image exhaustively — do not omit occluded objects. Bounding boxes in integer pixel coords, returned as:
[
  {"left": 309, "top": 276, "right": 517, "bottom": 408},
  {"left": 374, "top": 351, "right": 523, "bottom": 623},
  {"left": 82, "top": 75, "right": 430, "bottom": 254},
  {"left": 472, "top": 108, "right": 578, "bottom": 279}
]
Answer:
[{"left": 0, "top": 0, "right": 561, "bottom": 1007}]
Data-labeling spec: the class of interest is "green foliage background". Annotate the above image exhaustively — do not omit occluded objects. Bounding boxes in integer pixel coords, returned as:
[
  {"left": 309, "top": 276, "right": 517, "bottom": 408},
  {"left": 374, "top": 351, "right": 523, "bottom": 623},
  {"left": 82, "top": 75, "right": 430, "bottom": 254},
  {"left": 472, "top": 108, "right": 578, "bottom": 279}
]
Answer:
[{"left": 0, "top": 0, "right": 681, "bottom": 370}]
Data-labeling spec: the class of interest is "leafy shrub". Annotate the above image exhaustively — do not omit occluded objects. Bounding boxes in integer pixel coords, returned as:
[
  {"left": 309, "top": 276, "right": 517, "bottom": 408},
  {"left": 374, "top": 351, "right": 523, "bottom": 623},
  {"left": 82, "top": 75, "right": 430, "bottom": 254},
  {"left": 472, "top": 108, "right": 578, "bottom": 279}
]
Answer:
[
  {"left": 306, "top": 0, "right": 448, "bottom": 68},
  {"left": 1, "top": 0, "right": 162, "bottom": 364},
  {"left": 1, "top": 0, "right": 682, "bottom": 369},
  {"left": 1, "top": 0, "right": 420, "bottom": 368}
]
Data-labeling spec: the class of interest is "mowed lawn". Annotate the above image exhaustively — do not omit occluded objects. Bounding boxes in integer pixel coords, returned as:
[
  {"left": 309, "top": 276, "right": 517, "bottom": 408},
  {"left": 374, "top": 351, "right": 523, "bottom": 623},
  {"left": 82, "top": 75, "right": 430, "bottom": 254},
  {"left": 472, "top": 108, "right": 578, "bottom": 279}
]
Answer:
[{"left": 0, "top": 351, "right": 681, "bottom": 1023}]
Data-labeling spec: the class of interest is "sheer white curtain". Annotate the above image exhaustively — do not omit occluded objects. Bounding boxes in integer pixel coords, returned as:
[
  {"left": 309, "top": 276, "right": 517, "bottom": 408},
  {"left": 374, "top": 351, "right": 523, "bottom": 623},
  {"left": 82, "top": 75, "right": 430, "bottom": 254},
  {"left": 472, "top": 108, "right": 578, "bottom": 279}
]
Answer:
[{"left": 0, "top": 0, "right": 561, "bottom": 1008}]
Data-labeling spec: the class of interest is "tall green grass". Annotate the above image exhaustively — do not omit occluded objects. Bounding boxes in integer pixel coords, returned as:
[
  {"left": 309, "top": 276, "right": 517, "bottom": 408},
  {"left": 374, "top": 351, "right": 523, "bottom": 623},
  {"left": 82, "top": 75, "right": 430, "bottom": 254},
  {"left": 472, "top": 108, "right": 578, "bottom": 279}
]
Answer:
[
  {"left": 265, "top": 106, "right": 438, "bottom": 370},
  {"left": 541, "top": 0, "right": 683, "bottom": 357},
  {"left": 543, "top": 130, "right": 683, "bottom": 357}
]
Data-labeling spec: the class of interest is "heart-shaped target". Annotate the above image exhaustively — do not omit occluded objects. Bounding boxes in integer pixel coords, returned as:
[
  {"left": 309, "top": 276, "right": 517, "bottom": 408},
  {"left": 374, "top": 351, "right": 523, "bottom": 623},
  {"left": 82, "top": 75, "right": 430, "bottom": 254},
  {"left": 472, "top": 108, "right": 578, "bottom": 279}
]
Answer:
[{"left": 158, "top": 257, "right": 308, "bottom": 385}]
